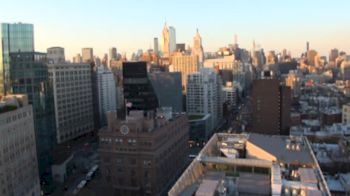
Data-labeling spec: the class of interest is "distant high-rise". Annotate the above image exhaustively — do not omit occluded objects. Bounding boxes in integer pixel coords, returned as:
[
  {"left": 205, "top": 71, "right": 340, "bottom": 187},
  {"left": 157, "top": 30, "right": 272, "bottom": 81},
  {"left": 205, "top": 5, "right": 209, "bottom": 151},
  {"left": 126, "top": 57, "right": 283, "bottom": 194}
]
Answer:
[
  {"left": 169, "top": 26, "right": 176, "bottom": 54},
  {"left": 47, "top": 47, "right": 65, "bottom": 64},
  {"left": 170, "top": 52, "right": 200, "bottom": 92},
  {"left": 252, "top": 71, "right": 291, "bottom": 135},
  {"left": 97, "top": 66, "right": 117, "bottom": 126},
  {"left": 0, "top": 23, "right": 34, "bottom": 95},
  {"left": 0, "top": 94, "right": 41, "bottom": 196},
  {"left": 82, "top": 48, "right": 94, "bottom": 63},
  {"left": 123, "top": 62, "right": 159, "bottom": 111},
  {"left": 341, "top": 57, "right": 350, "bottom": 80},
  {"left": 329, "top": 48, "right": 339, "bottom": 63},
  {"left": 160, "top": 23, "right": 176, "bottom": 57},
  {"left": 109, "top": 47, "right": 117, "bottom": 59},
  {"left": 10, "top": 52, "right": 56, "bottom": 183},
  {"left": 307, "top": 50, "right": 318, "bottom": 66},
  {"left": 191, "top": 29, "right": 204, "bottom": 64},
  {"left": 48, "top": 63, "right": 94, "bottom": 143},
  {"left": 153, "top": 37, "right": 159, "bottom": 55},
  {"left": 73, "top": 53, "right": 82, "bottom": 63},
  {"left": 306, "top": 41, "right": 310, "bottom": 52},
  {"left": 161, "top": 23, "right": 170, "bottom": 57},
  {"left": 187, "top": 68, "right": 223, "bottom": 131}
]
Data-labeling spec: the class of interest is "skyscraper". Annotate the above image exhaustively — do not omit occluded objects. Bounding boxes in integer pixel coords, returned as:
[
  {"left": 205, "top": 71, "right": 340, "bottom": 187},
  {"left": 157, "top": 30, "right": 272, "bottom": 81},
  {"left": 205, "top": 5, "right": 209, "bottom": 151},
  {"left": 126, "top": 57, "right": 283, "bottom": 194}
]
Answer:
[
  {"left": 160, "top": 23, "right": 170, "bottom": 57},
  {"left": 329, "top": 48, "right": 339, "bottom": 63},
  {"left": 0, "top": 23, "right": 34, "bottom": 95},
  {"left": 191, "top": 29, "right": 204, "bottom": 64},
  {"left": 9, "top": 52, "right": 56, "bottom": 183},
  {"left": 123, "top": 62, "right": 158, "bottom": 111},
  {"left": 97, "top": 66, "right": 117, "bottom": 126},
  {"left": 187, "top": 68, "right": 223, "bottom": 131},
  {"left": 160, "top": 23, "right": 176, "bottom": 57},
  {"left": 48, "top": 63, "right": 94, "bottom": 143},
  {"left": 170, "top": 52, "right": 200, "bottom": 92},
  {"left": 252, "top": 71, "right": 291, "bottom": 135},
  {"left": 109, "top": 47, "right": 117, "bottom": 60},
  {"left": 169, "top": 26, "right": 176, "bottom": 54},
  {"left": 47, "top": 47, "right": 65, "bottom": 64},
  {"left": 73, "top": 53, "right": 82, "bottom": 63},
  {"left": 0, "top": 94, "right": 41, "bottom": 196},
  {"left": 153, "top": 37, "right": 159, "bottom": 55},
  {"left": 82, "top": 48, "right": 94, "bottom": 63}
]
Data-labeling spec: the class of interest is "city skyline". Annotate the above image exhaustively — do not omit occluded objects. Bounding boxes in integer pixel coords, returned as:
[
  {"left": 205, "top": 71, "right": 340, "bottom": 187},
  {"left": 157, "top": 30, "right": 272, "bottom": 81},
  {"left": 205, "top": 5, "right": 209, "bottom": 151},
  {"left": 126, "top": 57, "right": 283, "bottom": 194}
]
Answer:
[{"left": 1, "top": 0, "right": 349, "bottom": 59}]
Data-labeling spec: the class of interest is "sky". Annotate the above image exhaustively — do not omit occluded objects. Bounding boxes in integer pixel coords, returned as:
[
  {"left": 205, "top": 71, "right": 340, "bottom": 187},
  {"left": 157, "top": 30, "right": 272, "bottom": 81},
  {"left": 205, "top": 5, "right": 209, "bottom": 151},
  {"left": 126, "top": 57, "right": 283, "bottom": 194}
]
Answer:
[{"left": 1, "top": 0, "right": 350, "bottom": 59}]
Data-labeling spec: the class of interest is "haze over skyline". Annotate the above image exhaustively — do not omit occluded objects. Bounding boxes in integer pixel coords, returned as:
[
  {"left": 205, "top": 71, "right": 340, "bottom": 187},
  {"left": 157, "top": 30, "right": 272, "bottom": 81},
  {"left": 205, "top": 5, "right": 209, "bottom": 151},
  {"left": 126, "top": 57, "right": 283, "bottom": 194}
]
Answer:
[{"left": 1, "top": 0, "right": 349, "bottom": 59}]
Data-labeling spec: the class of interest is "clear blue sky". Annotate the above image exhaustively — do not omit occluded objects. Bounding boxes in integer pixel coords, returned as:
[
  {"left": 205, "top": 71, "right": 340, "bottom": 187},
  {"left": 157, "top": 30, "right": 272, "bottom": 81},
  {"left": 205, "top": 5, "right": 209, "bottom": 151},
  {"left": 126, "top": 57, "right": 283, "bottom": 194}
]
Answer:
[{"left": 1, "top": 0, "right": 349, "bottom": 59}]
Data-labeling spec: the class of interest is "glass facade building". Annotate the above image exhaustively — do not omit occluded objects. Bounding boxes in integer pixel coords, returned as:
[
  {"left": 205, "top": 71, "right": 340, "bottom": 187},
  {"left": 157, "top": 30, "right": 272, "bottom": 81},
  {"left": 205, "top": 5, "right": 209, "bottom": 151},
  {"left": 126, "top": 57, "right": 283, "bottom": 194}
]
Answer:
[
  {"left": 9, "top": 52, "right": 56, "bottom": 185},
  {"left": 0, "top": 23, "right": 34, "bottom": 95}
]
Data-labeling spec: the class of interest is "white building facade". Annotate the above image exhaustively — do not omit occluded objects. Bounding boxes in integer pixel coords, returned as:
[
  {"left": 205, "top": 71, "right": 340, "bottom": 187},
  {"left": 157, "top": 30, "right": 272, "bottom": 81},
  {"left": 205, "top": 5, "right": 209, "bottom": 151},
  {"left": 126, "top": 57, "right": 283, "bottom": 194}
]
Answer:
[
  {"left": 187, "top": 68, "right": 223, "bottom": 130},
  {"left": 0, "top": 95, "right": 41, "bottom": 196},
  {"left": 48, "top": 63, "right": 94, "bottom": 143},
  {"left": 97, "top": 66, "right": 117, "bottom": 126}
]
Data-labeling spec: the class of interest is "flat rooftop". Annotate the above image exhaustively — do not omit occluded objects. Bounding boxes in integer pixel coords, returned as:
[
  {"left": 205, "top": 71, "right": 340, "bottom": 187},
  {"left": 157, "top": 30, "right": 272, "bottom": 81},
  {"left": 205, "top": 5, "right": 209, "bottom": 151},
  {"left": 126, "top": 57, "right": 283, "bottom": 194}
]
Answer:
[{"left": 169, "top": 133, "right": 331, "bottom": 196}]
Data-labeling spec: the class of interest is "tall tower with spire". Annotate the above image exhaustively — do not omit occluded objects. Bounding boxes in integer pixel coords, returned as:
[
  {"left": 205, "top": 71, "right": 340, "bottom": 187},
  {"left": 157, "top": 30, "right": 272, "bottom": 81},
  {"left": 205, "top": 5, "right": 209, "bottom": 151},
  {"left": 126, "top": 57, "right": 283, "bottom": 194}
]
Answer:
[
  {"left": 191, "top": 29, "right": 204, "bottom": 65},
  {"left": 161, "top": 22, "right": 170, "bottom": 57}
]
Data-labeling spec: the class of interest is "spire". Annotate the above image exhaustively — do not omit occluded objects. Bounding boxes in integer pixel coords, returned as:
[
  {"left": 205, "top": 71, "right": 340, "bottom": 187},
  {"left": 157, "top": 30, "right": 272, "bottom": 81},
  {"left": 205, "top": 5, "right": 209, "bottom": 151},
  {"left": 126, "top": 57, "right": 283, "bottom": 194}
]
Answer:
[{"left": 253, "top": 39, "right": 256, "bottom": 51}]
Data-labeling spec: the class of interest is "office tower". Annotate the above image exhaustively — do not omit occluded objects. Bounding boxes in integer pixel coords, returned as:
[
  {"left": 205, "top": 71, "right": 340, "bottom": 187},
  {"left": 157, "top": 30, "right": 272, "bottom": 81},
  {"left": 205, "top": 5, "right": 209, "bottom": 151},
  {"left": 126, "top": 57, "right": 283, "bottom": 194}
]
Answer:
[
  {"left": 170, "top": 52, "right": 199, "bottom": 92},
  {"left": 149, "top": 72, "right": 183, "bottom": 112},
  {"left": 191, "top": 29, "right": 205, "bottom": 64},
  {"left": 285, "top": 70, "right": 302, "bottom": 97},
  {"left": 47, "top": 47, "right": 65, "bottom": 64},
  {"left": 341, "top": 58, "right": 350, "bottom": 80},
  {"left": 222, "top": 82, "right": 237, "bottom": 109},
  {"left": 9, "top": 52, "right": 56, "bottom": 183},
  {"left": 169, "top": 26, "right": 176, "bottom": 54},
  {"left": 252, "top": 71, "right": 291, "bottom": 135},
  {"left": 266, "top": 50, "right": 277, "bottom": 65},
  {"left": 82, "top": 48, "right": 94, "bottom": 63},
  {"left": 307, "top": 50, "right": 317, "bottom": 66},
  {"left": 169, "top": 133, "right": 331, "bottom": 196},
  {"left": 0, "top": 22, "right": 34, "bottom": 95},
  {"left": 187, "top": 68, "right": 223, "bottom": 131},
  {"left": 97, "top": 66, "right": 117, "bottom": 126},
  {"left": 153, "top": 37, "right": 159, "bottom": 55},
  {"left": 329, "top": 48, "right": 339, "bottom": 63},
  {"left": 99, "top": 109, "right": 189, "bottom": 195},
  {"left": 176, "top": 43, "right": 185, "bottom": 52},
  {"left": 48, "top": 63, "right": 94, "bottom": 143},
  {"left": 73, "top": 53, "right": 82, "bottom": 63},
  {"left": 0, "top": 95, "right": 41, "bottom": 196},
  {"left": 123, "top": 62, "right": 158, "bottom": 111},
  {"left": 161, "top": 23, "right": 170, "bottom": 57},
  {"left": 306, "top": 41, "right": 310, "bottom": 52},
  {"left": 109, "top": 47, "right": 117, "bottom": 60}
]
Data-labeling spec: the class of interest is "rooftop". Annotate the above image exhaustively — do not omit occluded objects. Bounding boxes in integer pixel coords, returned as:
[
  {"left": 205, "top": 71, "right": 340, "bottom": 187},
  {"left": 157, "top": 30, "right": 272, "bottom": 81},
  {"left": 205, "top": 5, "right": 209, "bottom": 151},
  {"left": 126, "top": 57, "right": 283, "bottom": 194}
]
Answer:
[
  {"left": 169, "top": 133, "right": 330, "bottom": 196},
  {"left": 0, "top": 94, "right": 28, "bottom": 114}
]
